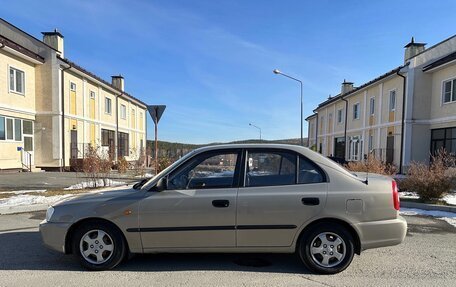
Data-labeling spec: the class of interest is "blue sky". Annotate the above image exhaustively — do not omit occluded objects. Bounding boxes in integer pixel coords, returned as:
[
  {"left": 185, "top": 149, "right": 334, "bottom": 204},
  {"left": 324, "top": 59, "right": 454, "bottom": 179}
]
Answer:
[{"left": 1, "top": 0, "right": 455, "bottom": 143}]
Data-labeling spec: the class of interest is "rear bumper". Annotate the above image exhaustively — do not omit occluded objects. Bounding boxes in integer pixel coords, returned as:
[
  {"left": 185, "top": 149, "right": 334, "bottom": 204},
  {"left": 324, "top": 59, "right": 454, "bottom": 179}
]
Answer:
[
  {"left": 354, "top": 216, "right": 407, "bottom": 251},
  {"left": 39, "top": 220, "right": 71, "bottom": 253}
]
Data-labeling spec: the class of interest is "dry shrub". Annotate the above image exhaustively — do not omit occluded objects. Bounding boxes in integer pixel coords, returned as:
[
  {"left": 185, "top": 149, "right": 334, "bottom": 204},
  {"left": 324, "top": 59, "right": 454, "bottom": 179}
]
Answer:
[
  {"left": 400, "top": 149, "right": 456, "bottom": 201},
  {"left": 133, "top": 148, "right": 146, "bottom": 176},
  {"left": 82, "top": 145, "right": 112, "bottom": 188},
  {"left": 345, "top": 156, "right": 397, "bottom": 176},
  {"left": 117, "top": 157, "right": 128, "bottom": 174},
  {"left": 157, "top": 156, "right": 173, "bottom": 173}
]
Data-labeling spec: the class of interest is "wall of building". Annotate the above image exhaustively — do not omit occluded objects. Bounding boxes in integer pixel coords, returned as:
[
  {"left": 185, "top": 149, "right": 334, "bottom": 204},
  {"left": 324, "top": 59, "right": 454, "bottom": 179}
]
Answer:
[{"left": 0, "top": 49, "right": 37, "bottom": 169}]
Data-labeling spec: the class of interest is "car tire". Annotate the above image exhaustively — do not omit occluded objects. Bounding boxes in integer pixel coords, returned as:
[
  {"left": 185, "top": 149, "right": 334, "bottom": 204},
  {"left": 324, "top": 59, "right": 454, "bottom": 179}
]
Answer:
[
  {"left": 298, "top": 222, "right": 355, "bottom": 274},
  {"left": 72, "top": 220, "right": 126, "bottom": 271}
]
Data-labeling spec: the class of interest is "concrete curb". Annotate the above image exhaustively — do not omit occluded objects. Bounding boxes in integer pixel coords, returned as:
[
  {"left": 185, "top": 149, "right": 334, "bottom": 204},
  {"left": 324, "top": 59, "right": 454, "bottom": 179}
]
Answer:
[{"left": 401, "top": 201, "right": 456, "bottom": 213}]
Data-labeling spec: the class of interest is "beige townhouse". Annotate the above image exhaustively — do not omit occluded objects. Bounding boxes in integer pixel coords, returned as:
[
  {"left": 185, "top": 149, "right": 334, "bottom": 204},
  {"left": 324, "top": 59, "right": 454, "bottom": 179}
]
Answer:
[
  {"left": 307, "top": 36, "right": 456, "bottom": 173},
  {"left": 0, "top": 19, "right": 148, "bottom": 171}
]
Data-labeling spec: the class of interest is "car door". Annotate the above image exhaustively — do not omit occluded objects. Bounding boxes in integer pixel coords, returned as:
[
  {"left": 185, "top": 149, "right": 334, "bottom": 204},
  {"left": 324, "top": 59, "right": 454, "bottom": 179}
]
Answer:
[
  {"left": 138, "top": 149, "right": 241, "bottom": 250},
  {"left": 236, "top": 148, "right": 328, "bottom": 247}
]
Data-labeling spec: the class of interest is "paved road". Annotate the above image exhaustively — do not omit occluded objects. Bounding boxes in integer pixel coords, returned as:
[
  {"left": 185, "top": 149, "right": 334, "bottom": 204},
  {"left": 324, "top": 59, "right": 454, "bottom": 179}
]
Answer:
[{"left": 0, "top": 212, "right": 455, "bottom": 287}]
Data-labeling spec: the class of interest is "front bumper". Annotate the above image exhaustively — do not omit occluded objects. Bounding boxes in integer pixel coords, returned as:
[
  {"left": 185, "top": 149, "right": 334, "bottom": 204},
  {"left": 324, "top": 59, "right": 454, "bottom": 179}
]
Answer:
[
  {"left": 39, "top": 220, "right": 71, "bottom": 253},
  {"left": 355, "top": 216, "right": 407, "bottom": 251}
]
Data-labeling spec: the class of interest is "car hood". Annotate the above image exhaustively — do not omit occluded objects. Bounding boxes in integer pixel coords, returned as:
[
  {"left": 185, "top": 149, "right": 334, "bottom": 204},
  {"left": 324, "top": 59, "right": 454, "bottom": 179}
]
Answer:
[{"left": 53, "top": 187, "right": 143, "bottom": 207}]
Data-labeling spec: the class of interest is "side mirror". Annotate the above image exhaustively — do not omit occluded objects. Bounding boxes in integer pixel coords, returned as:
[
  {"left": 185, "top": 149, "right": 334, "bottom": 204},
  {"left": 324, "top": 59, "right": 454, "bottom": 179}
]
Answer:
[{"left": 153, "top": 177, "right": 168, "bottom": 192}]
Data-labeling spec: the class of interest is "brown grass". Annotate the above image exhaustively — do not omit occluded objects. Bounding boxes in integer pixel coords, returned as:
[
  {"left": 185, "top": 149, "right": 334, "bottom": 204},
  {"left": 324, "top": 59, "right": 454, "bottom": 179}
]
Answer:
[{"left": 345, "top": 155, "right": 397, "bottom": 176}]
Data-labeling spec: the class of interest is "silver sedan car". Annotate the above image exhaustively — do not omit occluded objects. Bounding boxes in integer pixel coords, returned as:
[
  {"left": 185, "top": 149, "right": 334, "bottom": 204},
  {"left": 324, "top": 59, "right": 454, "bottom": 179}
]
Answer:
[{"left": 40, "top": 144, "right": 407, "bottom": 274}]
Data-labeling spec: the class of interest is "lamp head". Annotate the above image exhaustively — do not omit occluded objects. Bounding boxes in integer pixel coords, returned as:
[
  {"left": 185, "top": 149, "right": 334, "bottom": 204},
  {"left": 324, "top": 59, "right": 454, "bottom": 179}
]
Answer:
[{"left": 273, "top": 69, "right": 281, "bottom": 74}]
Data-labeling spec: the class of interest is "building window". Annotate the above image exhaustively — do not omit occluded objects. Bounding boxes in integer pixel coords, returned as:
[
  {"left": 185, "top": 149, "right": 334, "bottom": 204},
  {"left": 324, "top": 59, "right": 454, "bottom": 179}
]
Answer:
[
  {"left": 337, "top": 109, "right": 344, "bottom": 123},
  {"left": 6, "top": 118, "right": 13, "bottom": 140},
  {"left": 320, "top": 116, "right": 324, "bottom": 133},
  {"left": 70, "top": 82, "right": 77, "bottom": 91},
  {"left": 353, "top": 103, "right": 360, "bottom": 120},
  {"left": 9, "top": 67, "right": 25, "bottom": 94},
  {"left": 118, "top": 132, "right": 129, "bottom": 158},
  {"left": 349, "top": 136, "right": 362, "bottom": 161},
  {"left": 14, "top": 119, "right": 22, "bottom": 141},
  {"left": 370, "top": 97, "right": 375, "bottom": 115},
  {"left": 105, "top": 97, "right": 112, "bottom": 114},
  {"left": 120, "top": 104, "right": 126, "bottom": 119},
  {"left": 89, "top": 91, "right": 95, "bottom": 99},
  {"left": 0, "top": 117, "right": 5, "bottom": 140},
  {"left": 368, "top": 135, "right": 373, "bottom": 152},
  {"left": 389, "top": 90, "right": 396, "bottom": 111},
  {"left": 101, "top": 129, "right": 115, "bottom": 159},
  {"left": 443, "top": 79, "right": 456, "bottom": 104},
  {"left": 431, "top": 127, "right": 456, "bottom": 156}
]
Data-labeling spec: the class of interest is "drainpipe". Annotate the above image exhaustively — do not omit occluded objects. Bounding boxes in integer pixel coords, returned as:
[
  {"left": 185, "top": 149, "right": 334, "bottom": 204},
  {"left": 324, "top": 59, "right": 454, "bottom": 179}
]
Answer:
[
  {"left": 315, "top": 114, "right": 319, "bottom": 152},
  {"left": 60, "top": 63, "right": 72, "bottom": 171},
  {"left": 396, "top": 69, "right": 407, "bottom": 174},
  {"left": 116, "top": 94, "right": 120, "bottom": 162},
  {"left": 341, "top": 97, "right": 349, "bottom": 160}
]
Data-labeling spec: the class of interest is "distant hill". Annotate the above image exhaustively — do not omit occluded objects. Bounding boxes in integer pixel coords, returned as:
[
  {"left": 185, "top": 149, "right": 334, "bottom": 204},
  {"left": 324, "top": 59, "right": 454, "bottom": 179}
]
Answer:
[{"left": 146, "top": 138, "right": 308, "bottom": 159}]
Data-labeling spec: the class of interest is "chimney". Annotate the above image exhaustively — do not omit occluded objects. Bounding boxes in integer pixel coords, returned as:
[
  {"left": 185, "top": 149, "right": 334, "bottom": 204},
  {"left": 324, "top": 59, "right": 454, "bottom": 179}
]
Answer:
[
  {"left": 111, "top": 75, "right": 125, "bottom": 91},
  {"left": 341, "top": 79, "right": 354, "bottom": 94},
  {"left": 42, "top": 29, "right": 64, "bottom": 57},
  {"left": 404, "top": 37, "right": 426, "bottom": 62}
]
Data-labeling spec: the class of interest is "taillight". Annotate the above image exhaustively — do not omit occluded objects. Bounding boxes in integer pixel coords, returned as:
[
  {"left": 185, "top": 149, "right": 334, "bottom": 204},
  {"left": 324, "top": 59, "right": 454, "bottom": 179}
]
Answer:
[{"left": 392, "top": 180, "right": 400, "bottom": 211}]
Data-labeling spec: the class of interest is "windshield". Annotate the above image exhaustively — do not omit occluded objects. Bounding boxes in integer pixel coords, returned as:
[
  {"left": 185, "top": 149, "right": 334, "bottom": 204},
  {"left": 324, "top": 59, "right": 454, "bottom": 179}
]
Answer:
[{"left": 141, "top": 149, "right": 198, "bottom": 190}]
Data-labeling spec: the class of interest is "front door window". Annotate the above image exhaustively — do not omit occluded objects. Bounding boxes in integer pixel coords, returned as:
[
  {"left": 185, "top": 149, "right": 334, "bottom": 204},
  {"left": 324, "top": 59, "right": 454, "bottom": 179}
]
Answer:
[{"left": 168, "top": 151, "right": 239, "bottom": 190}]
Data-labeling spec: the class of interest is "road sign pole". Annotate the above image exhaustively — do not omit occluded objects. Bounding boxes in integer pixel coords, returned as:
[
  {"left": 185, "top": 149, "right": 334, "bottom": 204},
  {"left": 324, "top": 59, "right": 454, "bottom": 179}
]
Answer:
[
  {"left": 147, "top": 105, "right": 166, "bottom": 176},
  {"left": 154, "top": 110, "right": 158, "bottom": 175}
]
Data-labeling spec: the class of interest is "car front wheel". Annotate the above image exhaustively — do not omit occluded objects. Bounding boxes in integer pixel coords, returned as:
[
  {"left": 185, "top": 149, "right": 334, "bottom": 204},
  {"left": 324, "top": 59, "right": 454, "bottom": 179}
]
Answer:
[
  {"left": 299, "top": 223, "right": 355, "bottom": 274},
  {"left": 72, "top": 221, "right": 126, "bottom": 271}
]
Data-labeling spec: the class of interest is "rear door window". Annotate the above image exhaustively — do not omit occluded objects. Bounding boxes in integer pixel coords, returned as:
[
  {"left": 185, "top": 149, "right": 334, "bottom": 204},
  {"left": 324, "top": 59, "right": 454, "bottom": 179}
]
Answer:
[
  {"left": 246, "top": 150, "right": 296, "bottom": 187},
  {"left": 298, "top": 156, "right": 325, "bottom": 184}
]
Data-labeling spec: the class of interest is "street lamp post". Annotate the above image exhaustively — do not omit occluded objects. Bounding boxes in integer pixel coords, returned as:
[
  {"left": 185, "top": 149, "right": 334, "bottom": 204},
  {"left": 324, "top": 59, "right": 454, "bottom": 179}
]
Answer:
[
  {"left": 273, "top": 69, "right": 304, "bottom": 146},
  {"left": 249, "top": 123, "right": 262, "bottom": 140}
]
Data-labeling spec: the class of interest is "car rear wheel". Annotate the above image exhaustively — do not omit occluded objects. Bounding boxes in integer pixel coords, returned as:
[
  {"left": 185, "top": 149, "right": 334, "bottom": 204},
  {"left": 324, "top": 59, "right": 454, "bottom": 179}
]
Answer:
[
  {"left": 298, "top": 223, "right": 355, "bottom": 274},
  {"left": 72, "top": 221, "right": 126, "bottom": 271}
]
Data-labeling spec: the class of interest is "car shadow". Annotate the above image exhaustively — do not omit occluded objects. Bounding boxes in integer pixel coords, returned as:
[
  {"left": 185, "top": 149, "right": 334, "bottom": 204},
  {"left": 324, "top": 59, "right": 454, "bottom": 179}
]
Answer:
[{"left": 0, "top": 231, "right": 311, "bottom": 274}]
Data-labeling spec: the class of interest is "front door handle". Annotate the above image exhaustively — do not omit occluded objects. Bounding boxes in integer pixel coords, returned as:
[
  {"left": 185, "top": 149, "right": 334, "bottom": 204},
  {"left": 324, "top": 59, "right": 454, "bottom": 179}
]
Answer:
[
  {"left": 212, "top": 200, "right": 230, "bottom": 208},
  {"left": 302, "top": 197, "right": 320, "bottom": 206}
]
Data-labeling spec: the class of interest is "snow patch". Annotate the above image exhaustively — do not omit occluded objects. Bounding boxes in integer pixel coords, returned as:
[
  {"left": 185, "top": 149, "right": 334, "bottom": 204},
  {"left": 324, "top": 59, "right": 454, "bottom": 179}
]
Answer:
[
  {"left": 135, "top": 173, "right": 154, "bottom": 178},
  {"left": 9, "top": 190, "right": 47, "bottom": 195},
  {"left": 64, "top": 179, "right": 126, "bottom": 190},
  {"left": 400, "top": 191, "right": 456, "bottom": 206},
  {"left": 0, "top": 194, "right": 75, "bottom": 208},
  {"left": 400, "top": 208, "right": 456, "bottom": 227}
]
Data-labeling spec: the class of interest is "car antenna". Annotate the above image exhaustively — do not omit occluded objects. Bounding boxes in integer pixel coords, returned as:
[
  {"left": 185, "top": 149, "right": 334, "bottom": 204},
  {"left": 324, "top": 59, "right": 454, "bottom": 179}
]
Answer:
[{"left": 363, "top": 154, "right": 369, "bottom": 185}]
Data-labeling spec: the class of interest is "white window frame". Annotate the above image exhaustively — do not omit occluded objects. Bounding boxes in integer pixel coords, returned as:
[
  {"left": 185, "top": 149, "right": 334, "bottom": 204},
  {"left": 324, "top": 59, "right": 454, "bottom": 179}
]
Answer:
[
  {"left": 353, "top": 102, "right": 360, "bottom": 120},
  {"left": 105, "top": 97, "right": 112, "bottom": 114},
  {"left": 442, "top": 77, "right": 456, "bottom": 104},
  {"left": 369, "top": 97, "right": 375, "bottom": 116},
  {"left": 89, "top": 90, "right": 96, "bottom": 99},
  {"left": 389, "top": 90, "right": 396, "bottom": 111},
  {"left": 9, "top": 66, "right": 26, "bottom": 95},
  {"left": 337, "top": 109, "right": 343, "bottom": 124},
  {"left": 120, "top": 104, "right": 127, "bottom": 119},
  {"left": 70, "top": 82, "right": 77, "bottom": 92},
  {"left": 0, "top": 116, "right": 24, "bottom": 143},
  {"left": 349, "top": 135, "right": 362, "bottom": 161}
]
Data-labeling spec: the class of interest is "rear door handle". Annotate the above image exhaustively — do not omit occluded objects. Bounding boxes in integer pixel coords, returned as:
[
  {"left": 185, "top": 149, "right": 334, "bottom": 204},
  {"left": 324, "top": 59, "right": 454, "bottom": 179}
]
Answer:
[
  {"left": 302, "top": 197, "right": 320, "bottom": 206},
  {"left": 212, "top": 200, "right": 230, "bottom": 208}
]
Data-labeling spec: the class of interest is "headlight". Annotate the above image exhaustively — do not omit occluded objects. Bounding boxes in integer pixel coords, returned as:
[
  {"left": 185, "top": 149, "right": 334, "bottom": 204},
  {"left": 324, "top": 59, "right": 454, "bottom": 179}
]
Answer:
[{"left": 46, "top": 206, "right": 55, "bottom": 222}]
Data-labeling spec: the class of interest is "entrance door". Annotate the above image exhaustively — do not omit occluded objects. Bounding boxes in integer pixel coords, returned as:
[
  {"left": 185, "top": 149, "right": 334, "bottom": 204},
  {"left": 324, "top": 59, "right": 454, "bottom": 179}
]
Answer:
[
  {"left": 386, "top": 136, "right": 394, "bottom": 164},
  {"left": 22, "top": 120, "right": 34, "bottom": 166},
  {"left": 138, "top": 149, "right": 241, "bottom": 250},
  {"left": 70, "top": 130, "right": 78, "bottom": 159},
  {"left": 334, "top": 137, "right": 346, "bottom": 159}
]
